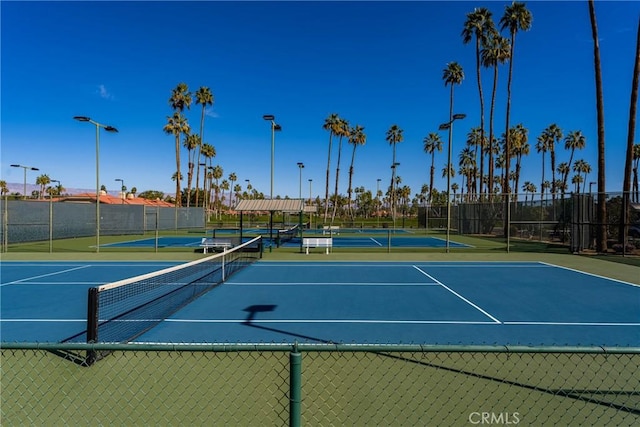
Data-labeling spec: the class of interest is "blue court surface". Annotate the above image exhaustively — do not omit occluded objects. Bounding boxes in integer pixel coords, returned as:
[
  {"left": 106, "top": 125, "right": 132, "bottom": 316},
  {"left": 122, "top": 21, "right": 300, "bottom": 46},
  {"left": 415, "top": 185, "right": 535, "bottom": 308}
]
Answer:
[
  {"left": 2, "top": 260, "right": 638, "bottom": 346},
  {"left": 99, "top": 235, "right": 470, "bottom": 249}
]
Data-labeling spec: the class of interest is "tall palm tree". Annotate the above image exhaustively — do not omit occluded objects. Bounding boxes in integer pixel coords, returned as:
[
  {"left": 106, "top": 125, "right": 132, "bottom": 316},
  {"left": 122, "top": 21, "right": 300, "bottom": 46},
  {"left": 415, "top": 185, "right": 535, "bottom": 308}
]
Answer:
[
  {"left": 346, "top": 124, "right": 366, "bottom": 220},
  {"left": 183, "top": 132, "right": 200, "bottom": 207},
  {"left": 164, "top": 112, "right": 190, "bottom": 206},
  {"left": 443, "top": 61, "right": 464, "bottom": 217},
  {"left": 562, "top": 130, "right": 586, "bottom": 190},
  {"left": 465, "top": 127, "right": 483, "bottom": 198},
  {"left": 633, "top": 144, "right": 640, "bottom": 203},
  {"left": 481, "top": 31, "right": 510, "bottom": 199},
  {"left": 542, "top": 124, "right": 563, "bottom": 202},
  {"left": 331, "top": 117, "right": 350, "bottom": 223},
  {"left": 220, "top": 179, "right": 230, "bottom": 211},
  {"left": 423, "top": 133, "right": 443, "bottom": 203},
  {"left": 0, "top": 180, "right": 8, "bottom": 196},
  {"left": 322, "top": 113, "right": 340, "bottom": 221},
  {"left": 621, "top": 18, "right": 640, "bottom": 240},
  {"left": 536, "top": 130, "right": 550, "bottom": 203},
  {"left": 212, "top": 165, "right": 223, "bottom": 216},
  {"left": 500, "top": 1, "right": 532, "bottom": 236},
  {"left": 462, "top": 7, "right": 494, "bottom": 197},
  {"left": 459, "top": 147, "right": 476, "bottom": 199},
  {"left": 386, "top": 124, "right": 404, "bottom": 220},
  {"left": 510, "top": 124, "right": 529, "bottom": 202},
  {"left": 571, "top": 174, "right": 584, "bottom": 194},
  {"left": 200, "top": 143, "right": 216, "bottom": 211},
  {"left": 228, "top": 172, "right": 237, "bottom": 208},
  {"left": 194, "top": 86, "right": 214, "bottom": 208},
  {"left": 556, "top": 163, "right": 570, "bottom": 198},
  {"left": 588, "top": 0, "right": 607, "bottom": 252}
]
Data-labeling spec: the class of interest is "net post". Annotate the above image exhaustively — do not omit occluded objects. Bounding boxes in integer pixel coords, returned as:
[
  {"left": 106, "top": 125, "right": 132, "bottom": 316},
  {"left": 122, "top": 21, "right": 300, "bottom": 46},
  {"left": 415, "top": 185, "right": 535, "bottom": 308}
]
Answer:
[
  {"left": 289, "top": 341, "right": 302, "bottom": 427},
  {"left": 222, "top": 251, "right": 226, "bottom": 282},
  {"left": 86, "top": 287, "right": 99, "bottom": 365}
]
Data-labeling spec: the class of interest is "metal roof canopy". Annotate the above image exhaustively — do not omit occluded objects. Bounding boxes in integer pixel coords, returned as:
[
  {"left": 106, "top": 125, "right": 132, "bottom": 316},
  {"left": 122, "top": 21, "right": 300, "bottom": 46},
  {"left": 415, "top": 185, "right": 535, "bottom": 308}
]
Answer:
[{"left": 235, "top": 199, "right": 316, "bottom": 213}]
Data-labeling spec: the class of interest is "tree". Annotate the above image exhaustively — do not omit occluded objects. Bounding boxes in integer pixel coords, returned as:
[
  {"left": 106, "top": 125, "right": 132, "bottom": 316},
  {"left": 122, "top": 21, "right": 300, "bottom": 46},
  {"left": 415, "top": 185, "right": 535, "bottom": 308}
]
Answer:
[
  {"left": 633, "top": 144, "right": 640, "bottom": 203},
  {"left": 183, "top": 133, "right": 200, "bottom": 207},
  {"left": 572, "top": 159, "right": 592, "bottom": 193},
  {"left": 500, "top": 1, "right": 532, "bottom": 236},
  {"left": 194, "top": 86, "right": 214, "bottom": 208},
  {"left": 541, "top": 124, "right": 563, "bottom": 202},
  {"left": 228, "top": 172, "right": 237, "bottom": 208},
  {"left": 386, "top": 124, "right": 404, "bottom": 221},
  {"left": 510, "top": 123, "right": 529, "bottom": 201},
  {"left": 588, "top": 0, "right": 607, "bottom": 252},
  {"left": 346, "top": 124, "right": 366, "bottom": 220},
  {"left": 164, "top": 112, "right": 190, "bottom": 207},
  {"left": 481, "top": 30, "right": 510, "bottom": 199},
  {"left": 212, "top": 165, "right": 223, "bottom": 215},
  {"left": 220, "top": 179, "right": 230, "bottom": 210},
  {"left": 0, "top": 180, "right": 8, "bottom": 196},
  {"left": 35, "top": 174, "right": 50, "bottom": 199},
  {"left": 562, "top": 130, "right": 586, "bottom": 190},
  {"left": 443, "top": 61, "right": 464, "bottom": 217},
  {"left": 423, "top": 133, "right": 443, "bottom": 203},
  {"left": 167, "top": 83, "right": 192, "bottom": 207},
  {"left": 465, "top": 127, "right": 483, "bottom": 198},
  {"left": 463, "top": 7, "right": 494, "bottom": 196},
  {"left": 322, "top": 113, "right": 340, "bottom": 221},
  {"left": 331, "top": 117, "right": 350, "bottom": 223},
  {"left": 459, "top": 147, "right": 476, "bottom": 200},
  {"left": 201, "top": 143, "right": 216, "bottom": 209},
  {"left": 621, "top": 17, "right": 640, "bottom": 242}
]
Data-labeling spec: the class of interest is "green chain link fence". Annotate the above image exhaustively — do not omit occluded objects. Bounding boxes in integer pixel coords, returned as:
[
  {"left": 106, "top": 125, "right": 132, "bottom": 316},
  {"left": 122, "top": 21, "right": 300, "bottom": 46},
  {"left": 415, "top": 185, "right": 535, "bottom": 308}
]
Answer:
[{"left": 2, "top": 343, "right": 638, "bottom": 426}]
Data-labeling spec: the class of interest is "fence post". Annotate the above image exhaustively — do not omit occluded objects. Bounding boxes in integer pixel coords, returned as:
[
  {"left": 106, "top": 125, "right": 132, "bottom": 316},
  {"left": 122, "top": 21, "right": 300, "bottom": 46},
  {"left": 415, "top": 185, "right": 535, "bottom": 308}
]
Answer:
[{"left": 290, "top": 342, "right": 302, "bottom": 427}]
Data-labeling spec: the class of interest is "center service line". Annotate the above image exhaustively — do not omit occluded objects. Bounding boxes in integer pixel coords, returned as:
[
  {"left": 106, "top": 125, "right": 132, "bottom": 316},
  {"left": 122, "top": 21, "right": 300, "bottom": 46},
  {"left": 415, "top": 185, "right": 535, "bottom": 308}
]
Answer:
[{"left": 412, "top": 265, "right": 502, "bottom": 324}]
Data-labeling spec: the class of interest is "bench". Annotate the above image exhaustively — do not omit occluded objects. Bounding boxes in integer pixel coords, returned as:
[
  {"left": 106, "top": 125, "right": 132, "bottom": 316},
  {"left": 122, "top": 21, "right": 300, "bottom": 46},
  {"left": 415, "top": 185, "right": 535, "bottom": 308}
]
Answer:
[
  {"left": 322, "top": 225, "right": 340, "bottom": 235},
  {"left": 200, "top": 238, "right": 233, "bottom": 253},
  {"left": 303, "top": 237, "right": 333, "bottom": 254}
]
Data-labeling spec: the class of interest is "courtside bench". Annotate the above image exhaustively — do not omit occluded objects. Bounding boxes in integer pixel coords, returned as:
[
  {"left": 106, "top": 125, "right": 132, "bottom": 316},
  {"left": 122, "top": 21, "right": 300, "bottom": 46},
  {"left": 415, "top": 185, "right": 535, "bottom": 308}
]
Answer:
[
  {"left": 303, "top": 237, "right": 333, "bottom": 254},
  {"left": 322, "top": 225, "right": 340, "bottom": 235},
  {"left": 200, "top": 238, "right": 233, "bottom": 253}
]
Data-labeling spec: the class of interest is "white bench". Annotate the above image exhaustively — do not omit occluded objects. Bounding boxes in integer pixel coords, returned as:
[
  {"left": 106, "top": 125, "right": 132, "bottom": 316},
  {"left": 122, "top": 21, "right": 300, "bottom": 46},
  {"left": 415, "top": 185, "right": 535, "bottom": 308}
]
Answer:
[
  {"left": 303, "top": 237, "right": 333, "bottom": 254},
  {"left": 322, "top": 225, "right": 340, "bottom": 235},
  {"left": 200, "top": 238, "right": 233, "bottom": 253}
]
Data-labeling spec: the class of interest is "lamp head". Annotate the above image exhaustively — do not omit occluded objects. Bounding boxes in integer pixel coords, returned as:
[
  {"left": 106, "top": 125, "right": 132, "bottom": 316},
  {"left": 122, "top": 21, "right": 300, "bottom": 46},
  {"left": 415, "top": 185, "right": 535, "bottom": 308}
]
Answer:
[
  {"left": 452, "top": 113, "right": 466, "bottom": 120},
  {"left": 263, "top": 114, "right": 275, "bottom": 121},
  {"left": 73, "top": 116, "right": 91, "bottom": 122}
]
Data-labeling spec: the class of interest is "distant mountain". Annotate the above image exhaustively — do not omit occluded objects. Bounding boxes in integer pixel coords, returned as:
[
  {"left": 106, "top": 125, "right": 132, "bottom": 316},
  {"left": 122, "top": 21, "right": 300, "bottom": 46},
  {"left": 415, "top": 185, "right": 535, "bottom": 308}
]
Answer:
[{"left": 4, "top": 182, "right": 119, "bottom": 197}]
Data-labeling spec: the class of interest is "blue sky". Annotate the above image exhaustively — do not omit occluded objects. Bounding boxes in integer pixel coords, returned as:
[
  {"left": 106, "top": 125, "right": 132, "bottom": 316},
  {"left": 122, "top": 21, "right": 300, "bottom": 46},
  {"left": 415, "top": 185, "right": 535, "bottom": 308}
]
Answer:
[{"left": 2, "top": 1, "right": 639, "bottom": 200}]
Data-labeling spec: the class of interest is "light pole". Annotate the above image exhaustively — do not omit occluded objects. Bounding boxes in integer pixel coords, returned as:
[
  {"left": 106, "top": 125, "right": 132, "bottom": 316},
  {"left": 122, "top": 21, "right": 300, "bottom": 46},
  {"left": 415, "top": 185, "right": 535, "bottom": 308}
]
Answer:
[
  {"left": 115, "top": 178, "right": 125, "bottom": 204},
  {"left": 589, "top": 181, "right": 596, "bottom": 196},
  {"left": 10, "top": 164, "right": 39, "bottom": 199},
  {"left": 49, "top": 179, "right": 60, "bottom": 252},
  {"left": 308, "top": 178, "right": 313, "bottom": 229},
  {"left": 263, "top": 114, "right": 282, "bottom": 199},
  {"left": 376, "top": 178, "right": 381, "bottom": 228},
  {"left": 74, "top": 116, "right": 118, "bottom": 253},
  {"left": 439, "top": 113, "right": 466, "bottom": 253},
  {"left": 297, "top": 162, "right": 305, "bottom": 252},
  {"left": 390, "top": 163, "right": 400, "bottom": 228}
]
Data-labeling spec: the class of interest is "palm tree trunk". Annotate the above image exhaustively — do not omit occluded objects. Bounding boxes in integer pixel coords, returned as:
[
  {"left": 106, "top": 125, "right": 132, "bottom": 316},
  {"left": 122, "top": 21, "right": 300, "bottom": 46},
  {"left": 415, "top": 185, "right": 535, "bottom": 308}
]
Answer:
[
  {"left": 589, "top": 0, "right": 607, "bottom": 252},
  {"left": 175, "top": 135, "right": 181, "bottom": 207},
  {"left": 620, "top": 16, "right": 640, "bottom": 243},
  {"left": 476, "top": 37, "right": 486, "bottom": 197},
  {"left": 503, "top": 31, "right": 516, "bottom": 238},
  {"left": 324, "top": 134, "right": 333, "bottom": 222},
  {"left": 347, "top": 143, "right": 357, "bottom": 220},
  {"left": 195, "top": 107, "right": 205, "bottom": 208},
  {"left": 489, "top": 64, "right": 498, "bottom": 201},
  {"left": 331, "top": 137, "right": 344, "bottom": 223}
]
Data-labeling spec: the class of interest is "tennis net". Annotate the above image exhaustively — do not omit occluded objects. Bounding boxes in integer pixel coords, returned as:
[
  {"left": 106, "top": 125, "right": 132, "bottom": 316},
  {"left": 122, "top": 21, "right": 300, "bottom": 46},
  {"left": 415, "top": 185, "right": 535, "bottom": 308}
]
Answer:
[
  {"left": 277, "top": 224, "right": 299, "bottom": 244},
  {"left": 71, "top": 236, "right": 262, "bottom": 362}
]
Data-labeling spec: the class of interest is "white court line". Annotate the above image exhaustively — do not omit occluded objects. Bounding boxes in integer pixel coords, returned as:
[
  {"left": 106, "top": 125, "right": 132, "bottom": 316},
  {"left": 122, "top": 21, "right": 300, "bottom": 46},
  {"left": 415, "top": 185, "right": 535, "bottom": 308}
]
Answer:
[
  {"left": 539, "top": 261, "right": 640, "bottom": 288},
  {"left": 369, "top": 238, "right": 383, "bottom": 246},
  {"left": 229, "top": 282, "right": 440, "bottom": 286},
  {"left": 412, "top": 265, "right": 502, "bottom": 324},
  {"left": 0, "top": 319, "right": 86, "bottom": 323},
  {"left": 503, "top": 321, "right": 640, "bottom": 326},
  {"left": 6, "top": 282, "right": 105, "bottom": 286},
  {"left": 164, "top": 319, "right": 498, "bottom": 325},
  {"left": 0, "top": 265, "right": 92, "bottom": 287}
]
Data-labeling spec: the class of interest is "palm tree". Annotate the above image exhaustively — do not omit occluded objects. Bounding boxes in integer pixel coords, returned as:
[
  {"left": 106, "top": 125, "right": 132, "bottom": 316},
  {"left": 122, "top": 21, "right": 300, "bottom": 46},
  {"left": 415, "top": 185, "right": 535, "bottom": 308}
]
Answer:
[
  {"left": 220, "top": 179, "right": 230, "bottom": 211},
  {"left": 562, "top": 130, "right": 586, "bottom": 190},
  {"left": 212, "top": 165, "right": 223, "bottom": 216},
  {"left": 0, "top": 180, "right": 8, "bottom": 196},
  {"left": 423, "top": 133, "right": 443, "bottom": 203},
  {"left": 556, "top": 163, "right": 570, "bottom": 198},
  {"left": 164, "top": 112, "right": 190, "bottom": 207},
  {"left": 346, "top": 124, "right": 366, "bottom": 220},
  {"left": 331, "top": 117, "right": 350, "bottom": 223},
  {"left": 541, "top": 124, "right": 563, "bottom": 202},
  {"left": 183, "top": 133, "right": 200, "bottom": 207},
  {"left": 465, "top": 127, "right": 483, "bottom": 198},
  {"left": 443, "top": 61, "right": 464, "bottom": 216},
  {"left": 588, "top": 0, "right": 607, "bottom": 252},
  {"left": 536, "top": 130, "right": 549, "bottom": 203},
  {"left": 500, "top": 1, "right": 532, "bottom": 236},
  {"left": 386, "top": 124, "right": 404, "bottom": 220},
  {"left": 571, "top": 174, "right": 584, "bottom": 194},
  {"left": 200, "top": 143, "right": 216, "bottom": 211},
  {"left": 228, "top": 172, "right": 237, "bottom": 208},
  {"left": 194, "top": 86, "right": 214, "bottom": 208},
  {"left": 510, "top": 124, "right": 529, "bottom": 202},
  {"left": 322, "top": 113, "right": 340, "bottom": 221},
  {"left": 522, "top": 181, "right": 536, "bottom": 206},
  {"left": 35, "top": 174, "right": 50, "bottom": 199},
  {"left": 459, "top": 147, "right": 476, "bottom": 200},
  {"left": 633, "top": 144, "right": 640, "bottom": 202},
  {"left": 573, "top": 159, "right": 592, "bottom": 193},
  {"left": 463, "top": 7, "right": 494, "bottom": 197},
  {"left": 621, "top": 19, "right": 640, "bottom": 241},
  {"left": 481, "top": 31, "right": 510, "bottom": 199}
]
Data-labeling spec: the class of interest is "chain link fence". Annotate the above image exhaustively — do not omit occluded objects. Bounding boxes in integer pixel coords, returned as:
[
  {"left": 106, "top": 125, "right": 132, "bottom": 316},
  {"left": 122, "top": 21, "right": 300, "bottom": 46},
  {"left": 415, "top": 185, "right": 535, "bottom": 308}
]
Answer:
[{"left": 2, "top": 343, "right": 638, "bottom": 426}]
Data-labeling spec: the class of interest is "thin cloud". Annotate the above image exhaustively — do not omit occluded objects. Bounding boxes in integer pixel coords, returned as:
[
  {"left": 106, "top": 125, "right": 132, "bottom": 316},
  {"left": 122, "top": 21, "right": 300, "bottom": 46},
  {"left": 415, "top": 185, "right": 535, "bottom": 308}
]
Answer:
[
  {"left": 97, "top": 84, "right": 114, "bottom": 100},
  {"left": 205, "top": 108, "right": 219, "bottom": 118}
]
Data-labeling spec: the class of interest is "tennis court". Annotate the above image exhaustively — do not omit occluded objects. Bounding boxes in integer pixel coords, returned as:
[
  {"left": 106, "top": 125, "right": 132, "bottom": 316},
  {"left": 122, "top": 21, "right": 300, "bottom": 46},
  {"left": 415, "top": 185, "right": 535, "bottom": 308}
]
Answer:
[{"left": 2, "top": 258, "right": 638, "bottom": 346}]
